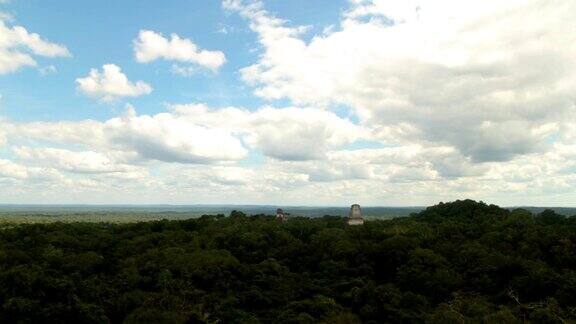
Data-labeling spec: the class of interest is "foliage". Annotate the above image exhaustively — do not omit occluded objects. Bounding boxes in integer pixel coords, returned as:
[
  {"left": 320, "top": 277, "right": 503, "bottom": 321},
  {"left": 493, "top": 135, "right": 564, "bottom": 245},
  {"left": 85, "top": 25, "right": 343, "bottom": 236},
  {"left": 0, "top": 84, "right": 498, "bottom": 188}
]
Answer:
[{"left": 0, "top": 200, "right": 574, "bottom": 323}]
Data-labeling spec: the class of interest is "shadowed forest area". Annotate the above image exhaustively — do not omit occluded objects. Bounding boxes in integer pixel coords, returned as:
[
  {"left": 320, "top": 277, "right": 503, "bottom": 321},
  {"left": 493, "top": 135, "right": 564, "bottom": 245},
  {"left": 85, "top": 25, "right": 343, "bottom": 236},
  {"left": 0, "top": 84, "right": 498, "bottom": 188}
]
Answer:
[{"left": 0, "top": 200, "right": 574, "bottom": 323}]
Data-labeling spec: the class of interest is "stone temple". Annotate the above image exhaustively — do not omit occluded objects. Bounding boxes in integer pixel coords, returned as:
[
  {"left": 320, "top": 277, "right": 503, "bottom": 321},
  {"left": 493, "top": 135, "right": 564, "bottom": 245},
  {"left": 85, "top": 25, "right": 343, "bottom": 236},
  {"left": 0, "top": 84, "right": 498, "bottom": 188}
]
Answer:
[
  {"left": 276, "top": 208, "right": 288, "bottom": 222},
  {"left": 347, "top": 204, "right": 364, "bottom": 225}
]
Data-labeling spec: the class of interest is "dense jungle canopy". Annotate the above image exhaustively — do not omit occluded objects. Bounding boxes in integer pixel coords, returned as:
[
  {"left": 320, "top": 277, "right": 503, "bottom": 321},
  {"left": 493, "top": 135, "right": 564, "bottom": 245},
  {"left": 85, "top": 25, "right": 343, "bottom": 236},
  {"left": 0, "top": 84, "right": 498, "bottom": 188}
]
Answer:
[{"left": 0, "top": 200, "right": 574, "bottom": 323}]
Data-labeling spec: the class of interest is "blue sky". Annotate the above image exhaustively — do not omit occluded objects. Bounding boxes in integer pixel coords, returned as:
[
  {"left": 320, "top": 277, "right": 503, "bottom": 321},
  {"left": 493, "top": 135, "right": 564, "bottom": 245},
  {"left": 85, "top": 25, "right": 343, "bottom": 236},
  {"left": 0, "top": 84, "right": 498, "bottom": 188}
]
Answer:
[
  {"left": 0, "top": 0, "right": 575, "bottom": 206},
  {"left": 0, "top": 0, "right": 348, "bottom": 121}
]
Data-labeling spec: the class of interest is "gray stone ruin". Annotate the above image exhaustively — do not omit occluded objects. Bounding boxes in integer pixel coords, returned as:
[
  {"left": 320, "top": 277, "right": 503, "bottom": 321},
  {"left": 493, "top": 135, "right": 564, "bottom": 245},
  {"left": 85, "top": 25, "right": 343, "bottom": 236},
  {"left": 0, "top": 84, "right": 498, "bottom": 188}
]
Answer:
[
  {"left": 347, "top": 204, "right": 364, "bottom": 225},
  {"left": 276, "top": 208, "right": 288, "bottom": 222}
]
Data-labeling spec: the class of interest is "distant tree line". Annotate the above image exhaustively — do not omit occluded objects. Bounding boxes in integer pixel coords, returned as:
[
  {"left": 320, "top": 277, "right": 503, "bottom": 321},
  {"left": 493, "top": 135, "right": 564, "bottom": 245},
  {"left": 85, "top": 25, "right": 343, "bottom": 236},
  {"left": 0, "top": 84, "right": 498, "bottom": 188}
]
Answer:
[{"left": 0, "top": 200, "right": 574, "bottom": 323}]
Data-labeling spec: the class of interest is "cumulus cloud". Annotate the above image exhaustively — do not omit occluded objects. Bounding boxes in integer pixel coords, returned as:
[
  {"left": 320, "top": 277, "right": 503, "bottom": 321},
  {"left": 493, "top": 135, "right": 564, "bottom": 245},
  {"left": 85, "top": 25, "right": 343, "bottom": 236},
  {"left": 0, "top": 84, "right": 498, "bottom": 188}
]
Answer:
[
  {"left": 169, "top": 104, "right": 363, "bottom": 160},
  {"left": 7, "top": 103, "right": 360, "bottom": 163},
  {"left": 225, "top": 0, "right": 576, "bottom": 164},
  {"left": 134, "top": 30, "right": 226, "bottom": 70},
  {"left": 5, "top": 106, "right": 248, "bottom": 165},
  {"left": 327, "top": 145, "right": 488, "bottom": 180},
  {"left": 168, "top": 166, "right": 257, "bottom": 186},
  {"left": 14, "top": 147, "right": 144, "bottom": 174},
  {"left": 0, "top": 127, "right": 6, "bottom": 147},
  {"left": 0, "top": 159, "right": 28, "bottom": 179},
  {"left": 76, "top": 64, "right": 152, "bottom": 101},
  {"left": 4, "top": 120, "right": 105, "bottom": 148},
  {"left": 302, "top": 163, "right": 373, "bottom": 182},
  {"left": 262, "top": 144, "right": 483, "bottom": 184},
  {"left": 2, "top": 130, "right": 576, "bottom": 205},
  {"left": 245, "top": 107, "right": 361, "bottom": 160},
  {"left": 0, "top": 18, "right": 70, "bottom": 74},
  {"left": 104, "top": 106, "right": 247, "bottom": 163}
]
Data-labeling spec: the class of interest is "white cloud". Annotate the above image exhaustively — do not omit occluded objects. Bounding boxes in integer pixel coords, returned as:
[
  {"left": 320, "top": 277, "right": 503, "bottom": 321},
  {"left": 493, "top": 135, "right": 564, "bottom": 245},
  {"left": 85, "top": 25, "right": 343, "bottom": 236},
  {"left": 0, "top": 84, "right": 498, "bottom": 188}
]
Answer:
[
  {"left": 0, "top": 159, "right": 28, "bottom": 179},
  {"left": 170, "top": 166, "right": 257, "bottom": 186},
  {"left": 0, "top": 12, "right": 13, "bottom": 22},
  {"left": 225, "top": 0, "right": 576, "bottom": 164},
  {"left": 2, "top": 134, "right": 576, "bottom": 205},
  {"left": 169, "top": 104, "right": 363, "bottom": 160},
  {"left": 0, "top": 127, "right": 6, "bottom": 148},
  {"left": 0, "top": 19, "right": 70, "bottom": 74},
  {"left": 4, "top": 119, "right": 105, "bottom": 147},
  {"left": 244, "top": 107, "right": 361, "bottom": 160},
  {"left": 14, "top": 147, "right": 144, "bottom": 174},
  {"left": 8, "top": 103, "right": 357, "bottom": 163},
  {"left": 5, "top": 106, "right": 248, "bottom": 165},
  {"left": 134, "top": 30, "right": 226, "bottom": 70},
  {"left": 303, "top": 162, "right": 373, "bottom": 182},
  {"left": 104, "top": 106, "right": 248, "bottom": 163},
  {"left": 76, "top": 64, "right": 152, "bottom": 101}
]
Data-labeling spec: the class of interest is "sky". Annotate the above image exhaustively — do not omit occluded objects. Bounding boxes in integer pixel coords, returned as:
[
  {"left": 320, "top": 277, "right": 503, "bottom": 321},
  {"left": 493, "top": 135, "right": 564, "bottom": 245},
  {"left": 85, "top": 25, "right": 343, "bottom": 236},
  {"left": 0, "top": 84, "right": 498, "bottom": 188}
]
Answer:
[{"left": 0, "top": 0, "right": 575, "bottom": 206}]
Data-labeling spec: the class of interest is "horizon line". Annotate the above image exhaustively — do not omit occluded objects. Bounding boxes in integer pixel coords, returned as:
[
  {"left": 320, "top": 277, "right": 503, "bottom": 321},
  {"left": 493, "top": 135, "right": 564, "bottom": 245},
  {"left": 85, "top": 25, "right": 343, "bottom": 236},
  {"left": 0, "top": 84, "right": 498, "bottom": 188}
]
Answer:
[{"left": 1, "top": 203, "right": 575, "bottom": 209}]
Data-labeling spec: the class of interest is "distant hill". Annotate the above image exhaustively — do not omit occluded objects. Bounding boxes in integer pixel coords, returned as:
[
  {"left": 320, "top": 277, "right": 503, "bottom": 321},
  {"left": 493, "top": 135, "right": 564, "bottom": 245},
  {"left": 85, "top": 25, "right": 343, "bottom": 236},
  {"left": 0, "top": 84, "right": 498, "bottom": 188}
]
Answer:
[{"left": 507, "top": 207, "right": 576, "bottom": 216}]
